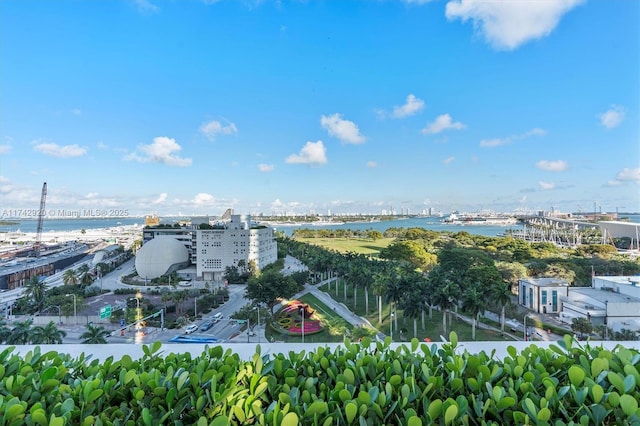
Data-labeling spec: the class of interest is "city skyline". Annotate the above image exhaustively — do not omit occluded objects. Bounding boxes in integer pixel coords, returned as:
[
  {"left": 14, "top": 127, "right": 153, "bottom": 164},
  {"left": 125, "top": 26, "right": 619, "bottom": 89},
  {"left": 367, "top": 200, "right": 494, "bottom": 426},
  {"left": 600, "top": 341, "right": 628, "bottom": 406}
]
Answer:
[{"left": 1, "top": 0, "right": 638, "bottom": 217}]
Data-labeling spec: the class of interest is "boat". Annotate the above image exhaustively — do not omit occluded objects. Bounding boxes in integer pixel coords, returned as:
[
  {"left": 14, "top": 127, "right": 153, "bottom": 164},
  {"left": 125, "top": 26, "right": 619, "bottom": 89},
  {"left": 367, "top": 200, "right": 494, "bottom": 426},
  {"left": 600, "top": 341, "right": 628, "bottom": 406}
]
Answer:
[{"left": 442, "top": 213, "right": 517, "bottom": 226}]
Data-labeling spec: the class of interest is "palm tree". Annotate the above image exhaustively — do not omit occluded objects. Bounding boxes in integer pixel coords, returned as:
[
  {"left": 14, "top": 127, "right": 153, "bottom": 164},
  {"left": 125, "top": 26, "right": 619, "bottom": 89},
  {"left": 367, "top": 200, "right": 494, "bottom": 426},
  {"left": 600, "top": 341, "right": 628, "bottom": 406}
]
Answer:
[
  {"left": 32, "top": 321, "right": 66, "bottom": 344},
  {"left": 399, "top": 290, "right": 422, "bottom": 338},
  {"left": 461, "top": 284, "right": 486, "bottom": 340},
  {"left": 372, "top": 270, "right": 387, "bottom": 324},
  {"left": 429, "top": 267, "right": 459, "bottom": 334},
  {"left": 76, "top": 264, "right": 94, "bottom": 288},
  {"left": 492, "top": 282, "right": 512, "bottom": 334},
  {"left": 384, "top": 271, "right": 406, "bottom": 332},
  {"left": 80, "top": 324, "right": 111, "bottom": 344},
  {"left": 24, "top": 275, "right": 47, "bottom": 313},
  {"left": 63, "top": 269, "right": 79, "bottom": 286},
  {"left": 6, "top": 319, "right": 34, "bottom": 344}
]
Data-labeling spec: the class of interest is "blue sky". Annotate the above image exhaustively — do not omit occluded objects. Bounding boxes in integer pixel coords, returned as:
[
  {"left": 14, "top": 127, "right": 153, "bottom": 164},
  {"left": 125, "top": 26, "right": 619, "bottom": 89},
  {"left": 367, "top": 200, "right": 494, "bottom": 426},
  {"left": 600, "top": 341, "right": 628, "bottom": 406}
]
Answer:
[{"left": 1, "top": 0, "right": 638, "bottom": 217}]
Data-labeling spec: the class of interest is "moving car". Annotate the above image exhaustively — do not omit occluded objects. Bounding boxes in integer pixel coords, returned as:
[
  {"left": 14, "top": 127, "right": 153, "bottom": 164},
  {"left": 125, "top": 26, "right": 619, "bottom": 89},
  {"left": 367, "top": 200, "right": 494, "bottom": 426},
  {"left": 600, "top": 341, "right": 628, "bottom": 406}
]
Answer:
[
  {"left": 184, "top": 324, "right": 198, "bottom": 334},
  {"left": 212, "top": 312, "right": 224, "bottom": 323},
  {"left": 200, "top": 321, "right": 213, "bottom": 331}
]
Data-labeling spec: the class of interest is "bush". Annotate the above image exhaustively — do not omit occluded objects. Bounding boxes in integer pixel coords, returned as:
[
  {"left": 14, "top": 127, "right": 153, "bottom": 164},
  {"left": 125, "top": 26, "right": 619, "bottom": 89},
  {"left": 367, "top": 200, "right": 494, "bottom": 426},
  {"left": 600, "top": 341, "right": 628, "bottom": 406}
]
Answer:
[{"left": 0, "top": 334, "right": 638, "bottom": 425}]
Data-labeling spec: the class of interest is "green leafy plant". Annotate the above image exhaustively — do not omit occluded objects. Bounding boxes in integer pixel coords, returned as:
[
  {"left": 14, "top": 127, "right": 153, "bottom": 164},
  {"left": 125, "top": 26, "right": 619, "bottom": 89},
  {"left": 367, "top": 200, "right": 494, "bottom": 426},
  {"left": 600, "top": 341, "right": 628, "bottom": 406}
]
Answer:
[{"left": 0, "top": 333, "right": 639, "bottom": 425}]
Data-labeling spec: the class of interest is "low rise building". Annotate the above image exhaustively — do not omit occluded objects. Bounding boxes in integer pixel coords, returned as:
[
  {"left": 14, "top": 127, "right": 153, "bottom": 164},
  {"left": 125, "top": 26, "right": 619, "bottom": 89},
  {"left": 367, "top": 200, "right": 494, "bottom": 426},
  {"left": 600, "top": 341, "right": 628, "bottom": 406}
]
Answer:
[
  {"left": 518, "top": 277, "right": 569, "bottom": 314},
  {"left": 559, "top": 276, "right": 640, "bottom": 333}
]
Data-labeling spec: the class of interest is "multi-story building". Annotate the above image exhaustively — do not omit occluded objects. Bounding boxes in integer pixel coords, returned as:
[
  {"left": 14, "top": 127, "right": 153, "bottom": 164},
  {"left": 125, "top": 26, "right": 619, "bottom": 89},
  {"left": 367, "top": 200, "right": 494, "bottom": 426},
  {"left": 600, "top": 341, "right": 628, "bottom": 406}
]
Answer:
[
  {"left": 196, "top": 214, "right": 277, "bottom": 282},
  {"left": 137, "top": 214, "right": 277, "bottom": 282}
]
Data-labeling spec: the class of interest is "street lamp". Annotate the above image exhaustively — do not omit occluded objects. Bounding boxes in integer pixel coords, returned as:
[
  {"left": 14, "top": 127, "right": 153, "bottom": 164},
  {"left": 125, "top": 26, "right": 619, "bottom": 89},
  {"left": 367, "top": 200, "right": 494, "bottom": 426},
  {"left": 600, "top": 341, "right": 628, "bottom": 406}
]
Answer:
[
  {"left": 66, "top": 294, "right": 77, "bottom": 325},
  {"left": 252, "top": 306, "right": 261, "bottom": 344},
  {"left": 390, "top": 312, "right": 394, "bottom": 341},
  {"left": 523, "top": 314, "right": 530, "bottom": 341},
  {"left": 300, "top": 306, "right": 305, "bottom": 343}
]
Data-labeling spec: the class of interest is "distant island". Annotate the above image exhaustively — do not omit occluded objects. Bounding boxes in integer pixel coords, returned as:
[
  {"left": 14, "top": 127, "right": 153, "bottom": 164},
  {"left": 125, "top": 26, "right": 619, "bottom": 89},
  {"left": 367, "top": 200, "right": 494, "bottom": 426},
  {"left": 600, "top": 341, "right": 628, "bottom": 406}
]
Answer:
[{"left": 0, "top": 220, "right": 20, "bottom": 226}]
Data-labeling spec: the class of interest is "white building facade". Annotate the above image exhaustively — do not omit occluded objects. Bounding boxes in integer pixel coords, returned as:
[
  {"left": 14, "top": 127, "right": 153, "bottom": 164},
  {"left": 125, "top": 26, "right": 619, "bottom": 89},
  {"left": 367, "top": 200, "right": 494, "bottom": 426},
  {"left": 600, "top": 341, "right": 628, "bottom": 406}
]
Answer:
[
  {"left": 196, "top": 215, "right": 278, "bottom": 282},
  {"left": 559, "top": 276, "right": 640, "bottom": 333},
  {"left": 518, "top": 277, "right": 569, "bottom": 314}
]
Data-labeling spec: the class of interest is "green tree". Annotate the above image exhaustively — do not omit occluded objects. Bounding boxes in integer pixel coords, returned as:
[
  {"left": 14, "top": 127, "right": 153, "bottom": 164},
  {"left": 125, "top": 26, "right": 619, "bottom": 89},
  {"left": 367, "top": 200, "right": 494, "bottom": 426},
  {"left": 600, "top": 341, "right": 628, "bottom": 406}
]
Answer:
[
  {"left": 428, "top": 266, "right": 460, "bottom": 334},
  {"left": 571, "top": 317, "right": 593, "bottom": 340},
  {"left": 80, "top": 324, "right": 111, "bottom": 344},
  {"left": 79, "top": 269, "right": 94, "bottom": 288},
  {"left": 384, "top": 272, "right": 407, "bottom": 332},
  {"left": 371, "top": 267, "right": 390, "bottom": 324},
  {"left": 63, "top": 269, "right": 79, "bottom": 286},
  {"left": 366, "top": 230, "right": 383, "bottom": 242},
  {"left": 492, "top": 282, "right": 513, "bottom": 334},
  {"left": 32, "top": 321, "right": 66, "bottom": 344},
  {"left": 461, "top": 283, "right": 486, "bottom": 340},
  {"left": 399, "top": 289, "right": 423, "bottom": 338},
  {"left": 24, "top": 275, "right": 47, "bottom": 313},
  {"left": 0, "top": 319, "right": 11, "bottom": 343},
  {"left": 245, "top": 270, "right": 299, "bottom": 314},
  {"left": 6, "top": 319, "right": 34, "bottom": 344}
]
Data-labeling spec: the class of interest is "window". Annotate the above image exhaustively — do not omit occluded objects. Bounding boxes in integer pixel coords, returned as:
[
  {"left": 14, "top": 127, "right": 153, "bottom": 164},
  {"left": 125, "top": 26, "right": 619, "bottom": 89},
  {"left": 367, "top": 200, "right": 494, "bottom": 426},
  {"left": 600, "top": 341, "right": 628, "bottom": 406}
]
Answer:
[{"left": 541, "top": 290, "right": 547, "bottom": 305}]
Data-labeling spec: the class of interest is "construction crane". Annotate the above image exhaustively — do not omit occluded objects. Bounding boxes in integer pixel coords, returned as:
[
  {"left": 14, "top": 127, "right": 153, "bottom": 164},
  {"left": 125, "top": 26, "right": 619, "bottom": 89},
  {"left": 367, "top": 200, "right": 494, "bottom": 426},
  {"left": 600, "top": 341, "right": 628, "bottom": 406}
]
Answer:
[{"left": 34, "top": 182, "right": 47, "bottom": 258}]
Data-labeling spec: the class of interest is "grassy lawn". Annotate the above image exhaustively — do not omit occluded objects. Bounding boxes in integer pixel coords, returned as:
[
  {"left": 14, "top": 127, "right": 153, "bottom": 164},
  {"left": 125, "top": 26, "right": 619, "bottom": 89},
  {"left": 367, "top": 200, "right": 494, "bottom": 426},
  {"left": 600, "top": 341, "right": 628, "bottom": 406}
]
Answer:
[
  {"left": 265, "top": 293, "right": 353, "bottom": 343},
  {"left": 293, "top": 237, "right": 394, "bottom": 256},
  {"left": 319, "top": 281, "right": 515, "bottom": 342}
]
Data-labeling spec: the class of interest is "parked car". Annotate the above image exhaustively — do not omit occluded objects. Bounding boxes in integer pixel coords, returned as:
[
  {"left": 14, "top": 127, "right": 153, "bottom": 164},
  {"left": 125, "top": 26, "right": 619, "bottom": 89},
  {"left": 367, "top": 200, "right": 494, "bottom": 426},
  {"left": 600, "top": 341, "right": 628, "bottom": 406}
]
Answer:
[
  {"left": 184, "top": 324, "right": 198, "bottom": 334},
  {"left": 200, "top": 321, "right": 213, "bottom": 331}
]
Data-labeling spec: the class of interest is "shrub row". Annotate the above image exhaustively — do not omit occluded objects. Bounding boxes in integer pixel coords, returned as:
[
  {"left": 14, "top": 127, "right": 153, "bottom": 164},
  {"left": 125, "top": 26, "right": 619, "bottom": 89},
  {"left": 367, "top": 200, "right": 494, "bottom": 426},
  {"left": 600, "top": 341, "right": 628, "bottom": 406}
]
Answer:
[{"left": 0, "top": 334, "right": 638, "bottom": 425}]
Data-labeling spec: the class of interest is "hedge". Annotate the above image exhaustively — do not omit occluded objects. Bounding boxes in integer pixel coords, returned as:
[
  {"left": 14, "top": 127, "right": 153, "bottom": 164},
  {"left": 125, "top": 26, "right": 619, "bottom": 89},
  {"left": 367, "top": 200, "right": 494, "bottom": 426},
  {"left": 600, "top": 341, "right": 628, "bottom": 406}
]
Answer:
[{"left": 0, "top": 334, "right": 638, "bottom": 425}]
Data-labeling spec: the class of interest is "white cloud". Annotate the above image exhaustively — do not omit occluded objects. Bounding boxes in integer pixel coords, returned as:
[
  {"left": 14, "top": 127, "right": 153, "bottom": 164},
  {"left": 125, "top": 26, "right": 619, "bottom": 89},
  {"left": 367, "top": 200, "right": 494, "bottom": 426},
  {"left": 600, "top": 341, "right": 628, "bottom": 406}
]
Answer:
[
  {"left": 33, "top": 142, "right": 87, "bottom": 158},
  {"left": 538, "top": 181, "right": 556, "bottom": 190},
  {"left": 605, "top": 180, "right": 622, "bottom": 187},
  {"left": 320, "top": 114, "right": 366, "bottom": 144},
  {"left": 96, "top": 141, "right": 108, "bottom": 149},
  {"left": 392, "top": 94, "right": 425, "bottom": 118},
  {"left": 366, "top": 161, "right": 378, "bottom": 168},
  {"left": 422, "top": 114, "right": 466, "bottom": 135},
  {"left": 616, "top": 168, "right": 640, "bottom": 182},
  {"left": 153, "top": 193, "right": 168, "bottom": 204},
  {"left": 0, "top": 145, "right": 11, "bottom": 154},
  {"left": 599, "top": 105, "right": 625, "bottom": 129},
  {"left": 71, "top": 108, "right": 82, "bottom": 116},
  {"left": 133, "top": 0, "right": 158, "bottom": 13},
  {"left": 445, "top": 0, "right": 584, "bottom": 50},
  {"left": 258, "top": 163, "right": 275, "bottom": 172},
  {"left": 442, "top": 156, "right": 455, "bottom": 165},
  {"left": 125, "top": 136, "right": 192, "bottom": 167},
  {"left": 480, "top": 127, "right": 545, "bottom": 147},
  {"left": 536, "top": 160, "right": 568, "bottom": 172},
  {"left": 194, "top": 193, "right": 215, "bottom": 205},
  {"left": 200, "top": 120, "right": 238, "bottom": 141},
  {"left": 285, "top": 141, "right": 327, "bottom": 165}
]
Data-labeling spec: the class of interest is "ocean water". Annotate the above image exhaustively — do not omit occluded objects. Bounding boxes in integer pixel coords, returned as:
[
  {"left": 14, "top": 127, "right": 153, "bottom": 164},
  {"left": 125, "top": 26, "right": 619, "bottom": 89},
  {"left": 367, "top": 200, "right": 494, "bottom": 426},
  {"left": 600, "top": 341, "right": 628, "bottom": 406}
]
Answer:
[{"left": 2, "top": 214, "right": 638, "bottom": 238}]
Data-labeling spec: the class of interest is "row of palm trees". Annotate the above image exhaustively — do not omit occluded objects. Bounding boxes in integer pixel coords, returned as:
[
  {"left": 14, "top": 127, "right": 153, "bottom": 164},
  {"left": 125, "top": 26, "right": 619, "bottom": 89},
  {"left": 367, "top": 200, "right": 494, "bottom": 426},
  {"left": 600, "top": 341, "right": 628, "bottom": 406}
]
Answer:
[
  {"left": 283, "top": 238, "right": 514, "bottom": 340},
  {"left": 0, "top": 319, "right": 112, "bottom": 344}
]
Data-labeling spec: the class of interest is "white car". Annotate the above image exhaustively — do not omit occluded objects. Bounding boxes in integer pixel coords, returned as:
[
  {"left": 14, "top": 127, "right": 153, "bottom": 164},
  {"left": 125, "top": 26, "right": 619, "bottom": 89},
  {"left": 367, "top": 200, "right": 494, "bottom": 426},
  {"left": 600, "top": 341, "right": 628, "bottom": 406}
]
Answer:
[{"left": 184, "top": 324, "right": 198, "bottom": 334}]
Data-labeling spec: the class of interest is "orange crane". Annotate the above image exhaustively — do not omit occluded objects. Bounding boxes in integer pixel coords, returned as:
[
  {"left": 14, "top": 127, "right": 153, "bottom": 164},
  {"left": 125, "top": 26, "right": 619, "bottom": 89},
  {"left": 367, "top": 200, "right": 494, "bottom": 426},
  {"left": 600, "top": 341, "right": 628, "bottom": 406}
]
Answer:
[{"left": 34, "top": 182, "right": 47, "bottom": 257}]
